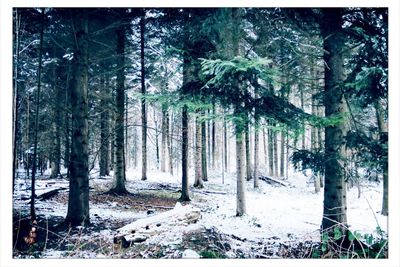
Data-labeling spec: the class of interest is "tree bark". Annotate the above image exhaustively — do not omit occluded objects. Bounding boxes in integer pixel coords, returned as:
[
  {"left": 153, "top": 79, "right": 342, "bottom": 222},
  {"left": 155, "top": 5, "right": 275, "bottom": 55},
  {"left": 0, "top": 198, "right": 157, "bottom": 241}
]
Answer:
[
  {"left": 161, "top": 103, "right": 168, "bottom": 172},
  {"left": 140, "top": 14, "right": 147, "bottom": 181},
  {"left": 273, "top": 130, "right": 278, "bottom": 177},
  {"left": 12, "top": 9, "right": 21, "bottom": 192},
  {"left": 236, "top": 127, "right": 246, "bottom": 216},
  {"left": 99, "top": 72, "right": 110, "bottom": 177},
  {"left": 320, "top": 9, "right": 348, "bottom": 233},
  {"left": 179, "top": 106, "right": 190, "bottom": 201},
  {"left": 268, "top": 128, "right": 274, "bottom": 177},
  {"left": 375, "top": 102, "right": 388, "bottom": 215},
  {"left": 30, "top": 8, "right": 45, "bottom": 221},
  {"left": 201, "top": 110, "right": 208, "bottom": 181},
  {"left": 65, "top": 9, "right": 90, "bottom": 226},
  {"left": 245, "top": 126, "right": 252, "bottom": 181},
  {"left": 109, "top": 20, "right": 128, "bottom": 194},
  {"left": 194, "top": 114, "right": 204, "bottom": 188}
]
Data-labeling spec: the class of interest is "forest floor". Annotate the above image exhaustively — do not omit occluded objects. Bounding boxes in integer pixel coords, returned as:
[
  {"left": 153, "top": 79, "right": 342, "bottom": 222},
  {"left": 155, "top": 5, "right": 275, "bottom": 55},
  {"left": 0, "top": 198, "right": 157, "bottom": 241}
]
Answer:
[{"left": 12, "top": 167, "right": 388, "bottom": 259}]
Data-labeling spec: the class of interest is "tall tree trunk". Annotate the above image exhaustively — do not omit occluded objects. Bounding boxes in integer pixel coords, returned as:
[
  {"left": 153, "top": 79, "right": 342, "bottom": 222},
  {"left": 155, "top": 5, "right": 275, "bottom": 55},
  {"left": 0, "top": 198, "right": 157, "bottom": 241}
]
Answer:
[
  {"left": 100, "top": 73, "right": 110, "bottom": 177},
  {"left": 231, "top": 8, "right": 246, "bottom": 216},
  {"left": 50, "top": 63, "right": 61, "bottom": 178},
  {"left": 300, "top": 85, "right": 306, "bottom": 150},
  {"left": 263, "top": 127, "right": 268, "bottom": 171},
  {"left": 125, "top": 87, "right": 129, "bottom": 168},
  {"left": 109, "top": 21, "right": 128, "bottom": 194},
  {"left": 13, "top": 9, "right": 21, "bottom": 192},
  {"left": 320, "top": 9, "right": 347, "bottom": 234},
  {"left": 223, "top": 113, "right": 228, "bottom": 172},
  {"left": 194, "top": 114, "right": 204, "bottom": 188},
  {"left": 30, "top": 8, "right": 45, "bottom": 221},
  {"left": 253, "top": 127, "right": 259, "bottom": 188},
  {"left": 279, "top": 130, "right": 285, "bottom": 178},
  {"left": 201, "top": 110, "right": 208, "bottom": 181},
  {"left": 311, "top": 61, "right": 321, "bottom": 193},
  {"left": 154, "top": 108, "right": 160, "bottom": 169},
  {"left": 375, "top": 102, "right": 388, "bottom": 215},
  {"left": 245, "top": 126, "right": 252, "bottom": 181},
  {"left": 161, "top": 103, "right": 168, "bottom": 172},
  {"left": 273, "top": 130, "right": 278, "bottom": 177},
  {"left": 268, "top": 128, "right": 274, "bottom": 177},
  {"left": 168, "top": 111, "right": 174, "bottom": 175},
  {"left": 180, "top": 106, "right": 190, "bottom": 201},
  {"left": 65, "top": 9, "right": 90, "bottom": 226},
  {"left": 253, "top": 88, "right": 259, "bottom": 188},
  {"left": 211, "top": 104, "right": 216, "bottom": 170},
  {"left": 140, "top": 14, "right": 147, "bottom": 181},
  {"left": 236, "top": 125, "right": 246, "bottom": 216}
]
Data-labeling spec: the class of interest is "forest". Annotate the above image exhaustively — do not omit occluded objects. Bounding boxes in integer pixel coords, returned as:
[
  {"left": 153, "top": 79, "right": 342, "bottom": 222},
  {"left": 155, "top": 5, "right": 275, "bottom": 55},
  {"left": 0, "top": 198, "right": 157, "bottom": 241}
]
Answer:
[{"left": 10, "top": 7, "right": 389, "bottom": 259}]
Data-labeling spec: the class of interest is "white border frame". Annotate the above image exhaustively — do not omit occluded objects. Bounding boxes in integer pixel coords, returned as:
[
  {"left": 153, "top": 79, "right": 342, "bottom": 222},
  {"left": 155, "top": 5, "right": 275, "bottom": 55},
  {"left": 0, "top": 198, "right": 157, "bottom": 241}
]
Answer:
[{"left": 1, "top": 1, "right": 399, "bottom": 267}]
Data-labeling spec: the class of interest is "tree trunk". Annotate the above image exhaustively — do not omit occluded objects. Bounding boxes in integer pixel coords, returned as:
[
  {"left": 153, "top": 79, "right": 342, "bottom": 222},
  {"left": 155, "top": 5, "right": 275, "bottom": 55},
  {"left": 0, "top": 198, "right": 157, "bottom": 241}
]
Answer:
[
  {"left": 168, "top": 111, "right": 174, "bottom": 175},
  {"left": 311, "top": 60, "right": 320, "bottom": 193},
  {"left": 180, "top": 106, "right": 190, "bottom": 201},
  {"left": 161, "top": 103, "right": 168, "bottom": 172},
  {"left": 140, "top": 15, "right": 147, "bottom": 181},
  {"left": 268, "top": 128, "right": 274, "bottom": 177},
  {"left": 109, "top": 21, "right": 128, "bottom": 194},
  {"left": 236, "top": 127, "right": 246, "bottom": 216},
  {"left": 65, "top": 9, "right": 90, "bottom": 226},
  {"left": 50, "top": 63, "right": 61, "bottom": 178},
  {"left": 375, "top": 102, "right": 388, "bottom": 215},
  {"left": 280, "top": 130, "right": 285, "bottom": 178},
  {"left": 320, "top": 9, "right": 348, "bottom": 234},
  {"left": 253, "top": 127, "right": 259, "bottom": 188},
  {"left": 245, "top": 126, "right": 252, "bottom": 181},
  {"left": 30, "top": 8, "right": 45, "bottom": 221},
  {"left": 154, "top": 109, "right": 160, "bottom": 169},
  {"left": 223, "top": 113, "right": 228, "bottom": 172},
  {"left": 201, "top": 111, "right": 208, "bottom": 182},
  {"left": 211, "top": 104, "right": 216, "bottom": 170},
  {"left": 273, "top": 130, "right": 278, "bottom": 177},
  {"left": 194, "top": 114, "right": 204, "bottom": 188},
  {"left": 12, "top": 9, "right": 21, "bottom": 192},
  {"left": 100, "top": 73, "right": 110, "bottom": 177}
]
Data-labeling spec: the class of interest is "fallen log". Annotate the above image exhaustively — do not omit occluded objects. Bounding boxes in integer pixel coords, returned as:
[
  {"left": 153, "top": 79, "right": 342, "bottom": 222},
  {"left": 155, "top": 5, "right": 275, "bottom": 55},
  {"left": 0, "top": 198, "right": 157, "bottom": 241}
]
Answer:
[
  {"left": 36, "top": 187, "right": 67, "bottom": 200},
  {"left": 114, "top": 202, "right": 201, "bottom": 248},
  {"left": 259, "top": 176, "right": 288, "bottom": 187}
]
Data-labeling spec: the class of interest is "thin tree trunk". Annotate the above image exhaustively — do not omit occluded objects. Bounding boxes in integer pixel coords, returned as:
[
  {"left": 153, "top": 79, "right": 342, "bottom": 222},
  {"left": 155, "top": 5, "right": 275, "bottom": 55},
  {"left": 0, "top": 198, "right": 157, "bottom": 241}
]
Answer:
[
  {"left": 30, "top": 8, "right": 45, "bottom": 221},
  {"left": 268, "top": 128, "right": 274, "bottom": 177},
  {"left": 236, "top": 128, "right": 246, "bottom": 216},
  {"left": 254, "top": 128, "right": 259, "bottom": 188},
  {"left": 140, "top": 14, "right": 147, "bottom": 181},
  {"left": 109, "top": 20, "right": 128, "bottom": 194},
  {"left": 311, "top": 61, "right": 320, "bottom": 193},
  {"left": 100, "top": 72, "right": 110, "bottom": 177},
  {"left": 154, "top": 109, "right": 160, "bottom": 169},
  {"left": 223, "top": 113, "right": 228, "bottom": 172},
  {"left": 201, "top": 110, "right": 208, "bottom": 182},
  {"left": 245, "top": 126, "right": 252, "bottom": 181},
  {"left": 161, "top": 104, "right": 167, "bottom": 172},
  {"left": 168, "top": 111, "right": 174, "bottom": 175},
  {"left": 375, "top": 102, "right": 388, "bottom": 215},
  {"left": 194, "top": 114, "right": 204, "bottom": 188},
  {"left": 280, "top": 130, "right": 285, "bottom": 178},
  {"left": 179, "top": 106, "right": 190, "bottom": 201},
  {"left": 300, "top": 86, "right": 306, "bottom": 150},
  {"left": 320, "top": 9, "right": 348, "bottom": 234},
  {"left": 12, "top": 9, "right": 21, "bottom": 192},
  {"left": 211, "top": 104, "right": 216, "bottom": 170},
  {"left": 65, "top": 9, "right": 90, "bottom": 226},
  {"left": 273, "top": 130, "right": 278, "bottom": 177},
  {"left": 263, "top": 127, "right": 268, "bottom": 172}
]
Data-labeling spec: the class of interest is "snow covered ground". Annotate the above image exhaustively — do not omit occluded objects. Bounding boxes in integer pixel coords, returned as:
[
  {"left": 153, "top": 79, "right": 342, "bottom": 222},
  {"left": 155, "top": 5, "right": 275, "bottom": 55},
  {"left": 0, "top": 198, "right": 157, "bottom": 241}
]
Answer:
[{"left": 12, "top": 167, "right": 388, "bottom": 258}]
